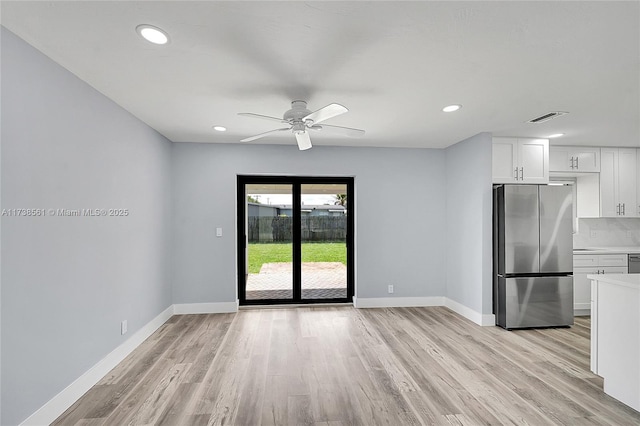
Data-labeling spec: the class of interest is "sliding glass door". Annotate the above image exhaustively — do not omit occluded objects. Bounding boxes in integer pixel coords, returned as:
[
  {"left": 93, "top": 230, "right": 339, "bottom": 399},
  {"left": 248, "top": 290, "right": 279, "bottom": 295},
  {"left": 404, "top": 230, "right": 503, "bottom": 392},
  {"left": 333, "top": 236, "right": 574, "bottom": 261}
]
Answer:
[
  {"left": 237, "top": 176, "right": 354, "bottom": 305},
  {"left": 300, "top": 183, "right": 348, "bottom": 300}
]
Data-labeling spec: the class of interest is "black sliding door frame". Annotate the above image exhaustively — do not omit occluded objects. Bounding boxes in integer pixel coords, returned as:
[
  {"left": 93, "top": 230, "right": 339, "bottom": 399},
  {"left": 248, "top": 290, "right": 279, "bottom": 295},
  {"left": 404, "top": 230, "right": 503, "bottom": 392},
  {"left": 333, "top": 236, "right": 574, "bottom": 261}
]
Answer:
[{"left": 237, "top": 175, "right": 354, "bottom": 305}]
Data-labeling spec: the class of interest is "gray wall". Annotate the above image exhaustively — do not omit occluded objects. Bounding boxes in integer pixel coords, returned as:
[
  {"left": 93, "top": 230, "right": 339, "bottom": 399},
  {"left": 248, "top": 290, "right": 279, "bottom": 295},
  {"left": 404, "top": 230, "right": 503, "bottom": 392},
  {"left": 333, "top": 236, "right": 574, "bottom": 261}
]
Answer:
[
  {"left": 171, "top": 143, "right": 447, "bottom": 303},
  {"left": 1, "top": 28, "right": 173, "bottom": 425},
  {"left": 444, "top": 133, "right": 493, "bottom": 315},
  {"left": 1, "top": 23, "right": 495, "bottom": 425}
]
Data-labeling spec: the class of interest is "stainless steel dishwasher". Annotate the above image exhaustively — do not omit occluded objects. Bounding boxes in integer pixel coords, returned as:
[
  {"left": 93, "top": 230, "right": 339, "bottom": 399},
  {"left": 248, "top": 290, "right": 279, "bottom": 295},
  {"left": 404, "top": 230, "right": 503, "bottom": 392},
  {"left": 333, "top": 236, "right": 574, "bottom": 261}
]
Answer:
[{"left": 629, "top": 254, "right": 640, "bottom": 274}]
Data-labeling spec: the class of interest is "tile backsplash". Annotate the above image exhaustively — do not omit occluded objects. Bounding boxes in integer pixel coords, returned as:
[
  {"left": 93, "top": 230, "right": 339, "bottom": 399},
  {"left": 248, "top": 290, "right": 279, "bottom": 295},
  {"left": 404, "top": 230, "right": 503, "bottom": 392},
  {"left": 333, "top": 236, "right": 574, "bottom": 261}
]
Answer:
[{"left": 574, "top": 218, "right": 640, "bottom": 248}]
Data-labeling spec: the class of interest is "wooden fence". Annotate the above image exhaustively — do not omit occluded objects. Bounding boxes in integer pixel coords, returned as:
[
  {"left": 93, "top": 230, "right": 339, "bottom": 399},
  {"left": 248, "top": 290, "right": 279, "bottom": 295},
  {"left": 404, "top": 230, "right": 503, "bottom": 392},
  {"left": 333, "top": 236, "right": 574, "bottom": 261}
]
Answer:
[{"left": 248, "top": 216, "right": 346, "bottom": 242}]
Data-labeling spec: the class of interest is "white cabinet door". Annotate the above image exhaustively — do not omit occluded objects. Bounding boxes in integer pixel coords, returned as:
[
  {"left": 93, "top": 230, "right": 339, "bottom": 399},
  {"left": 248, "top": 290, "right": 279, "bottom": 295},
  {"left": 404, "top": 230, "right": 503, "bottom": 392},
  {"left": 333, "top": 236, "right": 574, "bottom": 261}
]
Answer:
[
  {"left": 600, "top": 148, "right": 638, "bottom": 217},
  {"left": 492, "top": 138, "right": 518, "bottom": 183},
  {"left": 600, "top": 149, "right": 621, "bottom": 217},
  {"left": 618, "top": 148, "right": 637, "bottom": 217},
  {"left": 574, "top": 262, "right": 628, "bottom": 316},
  {"left": 574, "top": 267, "right": 598, "bottom": 314},
  {"left": 518, "top": 139, "right": 549, "bottom": 183},
  {"left": 601, "top": 266, "right": 629, "bottom": 274},
  {"left": 550, "top": 146, "right": 573, "bottom": 172},
  {"left": 598, "top": 254, "right": 628, "bottom": 267},
  {"left": 493, "top": 137, "right": 549, "bottom": 183},
  {"left": 574, "top": 148, "right": 600, "bottom": 172},
  {"left": 550, "top": 146, "right": 600, "bottom": 172}
]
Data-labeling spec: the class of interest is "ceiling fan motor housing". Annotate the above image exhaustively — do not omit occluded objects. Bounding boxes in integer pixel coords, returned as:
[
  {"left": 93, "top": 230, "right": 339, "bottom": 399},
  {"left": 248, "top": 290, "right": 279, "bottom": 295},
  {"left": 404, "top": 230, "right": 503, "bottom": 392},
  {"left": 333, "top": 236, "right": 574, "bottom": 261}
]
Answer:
[
  {"left": 292, "top": 122, "right": 306, "bottom": 134},
  {"left": 283, "top": 100, "right": 313, "bottom": 124}
]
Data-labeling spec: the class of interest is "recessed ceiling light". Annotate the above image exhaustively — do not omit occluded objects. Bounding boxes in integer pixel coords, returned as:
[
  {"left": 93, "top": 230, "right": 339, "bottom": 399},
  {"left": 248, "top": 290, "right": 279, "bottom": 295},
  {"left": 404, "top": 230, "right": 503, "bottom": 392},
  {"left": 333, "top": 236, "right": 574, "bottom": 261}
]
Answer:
[
  {"left": 136, "top": 24, "right": 169, "bottom": 45},
  {"left": 213, "top": 126, "right": 227, "bottom": 132},
  {"left": 442, "top": 104, "right": 461, "bottom": 112},
  {"left": 548, "top": 133, "right": 565, "bottom": 138}
]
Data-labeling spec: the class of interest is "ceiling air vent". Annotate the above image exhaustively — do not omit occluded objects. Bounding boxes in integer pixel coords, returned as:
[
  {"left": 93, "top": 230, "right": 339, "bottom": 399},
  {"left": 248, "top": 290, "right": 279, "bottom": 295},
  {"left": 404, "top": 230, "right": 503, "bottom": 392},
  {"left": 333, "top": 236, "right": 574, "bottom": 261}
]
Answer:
[{"left": 526, "top": 111, "right": 568, "bottom": 124}]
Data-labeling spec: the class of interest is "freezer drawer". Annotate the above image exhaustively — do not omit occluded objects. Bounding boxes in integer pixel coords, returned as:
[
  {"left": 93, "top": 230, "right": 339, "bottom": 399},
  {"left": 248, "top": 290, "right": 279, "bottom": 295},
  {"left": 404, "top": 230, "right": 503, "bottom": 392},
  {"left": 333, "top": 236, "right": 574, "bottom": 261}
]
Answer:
[{"left": 496, "top": 276, "right": 574, "bottom": 329}]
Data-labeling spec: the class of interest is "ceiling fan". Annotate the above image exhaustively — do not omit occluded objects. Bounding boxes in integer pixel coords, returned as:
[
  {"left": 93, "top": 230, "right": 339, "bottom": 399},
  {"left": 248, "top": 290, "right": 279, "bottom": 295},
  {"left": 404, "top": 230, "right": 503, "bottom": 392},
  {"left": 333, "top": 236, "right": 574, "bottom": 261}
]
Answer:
[{"left": 238, "top": 100, "right": 365, "bottom": 150}]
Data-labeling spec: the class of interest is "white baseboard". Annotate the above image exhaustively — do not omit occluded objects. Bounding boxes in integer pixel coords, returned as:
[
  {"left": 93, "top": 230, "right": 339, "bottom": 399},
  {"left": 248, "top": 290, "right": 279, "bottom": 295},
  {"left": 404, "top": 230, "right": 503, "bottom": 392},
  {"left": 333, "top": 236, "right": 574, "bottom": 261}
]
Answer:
[
  {"left": 19, "top": 301, "right": 240, "bottom": 426},
  {"left": 353, "top": 296, "right": 445, "bottom": 308},
  {"left": 353, "top": 296, "right": 495, "bottom": 327},
  {"left": 173, "top": 301, "right": 239, "bottom": 314},
  {"left": 574, "top": 302, "right": 591, "bottom": 317},
  {"left": 20, "top": 305, "right": 174, "bottom": 426},
  {"left": 21, "top": 298, "right": 494, "bottom": 425},
  {"left": 444, "top": 298, "right": 496, "bottom": 326}
]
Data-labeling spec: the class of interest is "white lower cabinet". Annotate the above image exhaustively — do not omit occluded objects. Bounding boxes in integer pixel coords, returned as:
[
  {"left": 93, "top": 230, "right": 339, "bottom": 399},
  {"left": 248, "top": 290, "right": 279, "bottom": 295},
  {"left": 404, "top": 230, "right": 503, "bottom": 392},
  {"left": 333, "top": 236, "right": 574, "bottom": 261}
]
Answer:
[{"left": 573, "top": 254, "right": 628, "bottom": 315}]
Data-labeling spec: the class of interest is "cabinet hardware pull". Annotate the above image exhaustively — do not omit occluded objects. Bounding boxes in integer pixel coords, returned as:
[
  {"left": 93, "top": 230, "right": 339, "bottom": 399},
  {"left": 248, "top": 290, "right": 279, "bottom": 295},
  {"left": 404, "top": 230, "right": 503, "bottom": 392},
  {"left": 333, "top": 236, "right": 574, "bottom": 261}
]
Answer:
[
  {"left": 576, "top": 157, "right": 579, "bottom": 169},
  {"left": 570, "top": 157, "right": 574, "bottom": 169},
  {"left": 519, "top": 167, "right": 523, "bottom": 180},
  {"left": 514, "top": 168, "right": 518, "bottom": 180},
  {"left": 622, "top": 203, "right": 625, "bottom": 216},
  {"left": 617, "top": 204, "right": 620, "bottom": 215}
]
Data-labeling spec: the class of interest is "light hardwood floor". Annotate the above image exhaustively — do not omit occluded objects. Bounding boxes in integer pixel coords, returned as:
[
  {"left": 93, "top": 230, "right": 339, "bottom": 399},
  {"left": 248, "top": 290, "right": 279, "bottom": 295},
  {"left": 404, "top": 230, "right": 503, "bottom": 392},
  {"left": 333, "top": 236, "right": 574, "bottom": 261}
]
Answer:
[{"left": 53, "top": 307, "right": 640, "bottom": 425}]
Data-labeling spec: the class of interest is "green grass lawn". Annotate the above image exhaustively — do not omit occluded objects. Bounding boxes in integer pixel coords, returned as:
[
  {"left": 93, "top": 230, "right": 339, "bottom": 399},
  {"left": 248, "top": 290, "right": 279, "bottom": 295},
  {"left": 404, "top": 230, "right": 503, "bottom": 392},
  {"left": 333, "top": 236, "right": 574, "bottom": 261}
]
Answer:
[{"left": 248, "top": 242, "right": 346, "bottom": 274}]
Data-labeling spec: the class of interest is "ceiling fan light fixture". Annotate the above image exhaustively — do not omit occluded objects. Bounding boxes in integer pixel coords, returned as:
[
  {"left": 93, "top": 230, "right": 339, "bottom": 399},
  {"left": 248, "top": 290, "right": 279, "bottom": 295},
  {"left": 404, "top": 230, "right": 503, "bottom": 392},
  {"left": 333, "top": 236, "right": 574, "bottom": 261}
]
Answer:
[
  {"left": 136, "top": 24, "right": 169, "bottom": 45},
  {"left": 442, "top": 104, "right": 461, "bottom": 112},
  {"left": 238, "top": 100, "right": 364, "bottom": 150}
]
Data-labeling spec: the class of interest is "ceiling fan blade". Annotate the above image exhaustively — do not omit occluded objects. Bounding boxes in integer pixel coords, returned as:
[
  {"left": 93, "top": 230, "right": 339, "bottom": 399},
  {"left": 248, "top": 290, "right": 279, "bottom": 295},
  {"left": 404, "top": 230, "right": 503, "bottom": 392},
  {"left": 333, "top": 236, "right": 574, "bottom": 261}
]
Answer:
[
  {"left": 317, "top": 124, "right": 365, "bottom": 137},
  {"left": 241, "top": 127, "right": 290, "bottom": 142},
  {"left": 303, "top": 103, "right": 348, "bottom": 125},
  {"left": 295, "top": 131, "right": 312, "bottom": 151},
  {"left": 238, "top": 113, "right": 288, "bottom": 123}
]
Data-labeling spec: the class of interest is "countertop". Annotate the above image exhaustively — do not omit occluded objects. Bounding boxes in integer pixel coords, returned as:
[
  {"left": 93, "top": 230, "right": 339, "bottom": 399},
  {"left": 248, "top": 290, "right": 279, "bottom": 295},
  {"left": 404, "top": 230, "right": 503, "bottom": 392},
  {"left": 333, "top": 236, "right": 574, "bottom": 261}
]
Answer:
[
  {"left": 574, "top": 247, "right": 640, "bottom": 255},
  {"left": 587, "top": 273, "right": 640, "bottom": 288}
]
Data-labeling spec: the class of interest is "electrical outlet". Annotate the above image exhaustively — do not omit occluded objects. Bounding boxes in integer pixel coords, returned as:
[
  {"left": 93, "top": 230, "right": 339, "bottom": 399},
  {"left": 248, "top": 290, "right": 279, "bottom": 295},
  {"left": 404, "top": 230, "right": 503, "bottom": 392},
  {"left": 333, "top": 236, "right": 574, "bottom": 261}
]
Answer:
[
  {"left": 590, "top": 230, "right": 598, "bottom": 238},
  {"left": 388, "top": 285, "right": 394, "bottom": 294},
  {"left": 121, "top": 320, "right": 128, "bottom": 335},
  {"left": 216, "top": 227, "right": 223, "bottom": 237}
]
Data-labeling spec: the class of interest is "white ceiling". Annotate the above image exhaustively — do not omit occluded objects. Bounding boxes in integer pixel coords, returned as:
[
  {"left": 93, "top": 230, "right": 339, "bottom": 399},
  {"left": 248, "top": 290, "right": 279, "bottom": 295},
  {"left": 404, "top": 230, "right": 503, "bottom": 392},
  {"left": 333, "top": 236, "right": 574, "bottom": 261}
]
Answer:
[{"left": 2, "top": 1, "right": 639, "bottom": 149}]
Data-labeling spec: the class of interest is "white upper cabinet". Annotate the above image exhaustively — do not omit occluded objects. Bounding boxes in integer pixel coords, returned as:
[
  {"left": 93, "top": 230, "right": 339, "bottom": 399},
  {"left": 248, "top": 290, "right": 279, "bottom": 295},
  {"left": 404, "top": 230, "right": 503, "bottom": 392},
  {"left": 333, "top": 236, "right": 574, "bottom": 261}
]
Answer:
[
  {"left": 600, "top": 148, "right": 637, "bottom": 217},
  {"left": 549, "top": 146, "right": 600, "bottom": 172},
  {"left": 492, "top": 138, "right": 518, "bottom": 183},
  {"left": 492, "top": 137, "right": 549, "bottom": 184}
]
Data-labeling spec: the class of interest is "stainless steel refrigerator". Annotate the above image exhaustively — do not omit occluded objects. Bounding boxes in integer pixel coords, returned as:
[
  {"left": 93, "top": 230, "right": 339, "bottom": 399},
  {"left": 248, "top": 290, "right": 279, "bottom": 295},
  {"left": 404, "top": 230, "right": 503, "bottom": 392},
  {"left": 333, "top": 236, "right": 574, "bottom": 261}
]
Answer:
[{"left": 493, "top": 184, "right": 574, "bottom": 329}]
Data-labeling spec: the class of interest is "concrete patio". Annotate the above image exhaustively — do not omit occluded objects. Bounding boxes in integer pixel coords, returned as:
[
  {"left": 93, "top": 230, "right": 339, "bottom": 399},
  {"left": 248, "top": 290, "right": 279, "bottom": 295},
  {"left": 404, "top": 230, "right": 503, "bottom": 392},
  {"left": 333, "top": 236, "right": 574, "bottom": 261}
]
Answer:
[{"left": 246, "top": 262, "right": 347, "bottom": 300}]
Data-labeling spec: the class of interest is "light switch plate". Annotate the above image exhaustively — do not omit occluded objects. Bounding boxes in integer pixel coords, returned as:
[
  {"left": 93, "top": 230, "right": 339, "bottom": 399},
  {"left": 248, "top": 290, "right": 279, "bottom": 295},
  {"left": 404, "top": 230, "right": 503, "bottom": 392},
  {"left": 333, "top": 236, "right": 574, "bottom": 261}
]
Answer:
[
  {"left": 216, "top": 227, "right": 222, "bottom": 237},
  {"left": 121, "top": 320, "right": 128, "bottom": 335}
]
